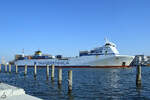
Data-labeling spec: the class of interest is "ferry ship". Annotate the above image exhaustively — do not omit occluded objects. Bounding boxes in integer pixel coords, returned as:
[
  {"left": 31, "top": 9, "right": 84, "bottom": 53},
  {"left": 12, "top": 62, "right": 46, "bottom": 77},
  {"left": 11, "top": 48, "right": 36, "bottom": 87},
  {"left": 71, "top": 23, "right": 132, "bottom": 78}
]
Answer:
[{"left": 14, "top": 39, "right": 134, "bottom": 68}]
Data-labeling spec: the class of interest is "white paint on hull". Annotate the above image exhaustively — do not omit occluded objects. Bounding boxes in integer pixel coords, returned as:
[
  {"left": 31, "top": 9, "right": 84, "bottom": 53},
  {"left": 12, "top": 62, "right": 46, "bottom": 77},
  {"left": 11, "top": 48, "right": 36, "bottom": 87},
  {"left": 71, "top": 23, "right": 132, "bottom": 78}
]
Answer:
[{"left": 14, "top": 55, "right": 134, "bottom": 67}]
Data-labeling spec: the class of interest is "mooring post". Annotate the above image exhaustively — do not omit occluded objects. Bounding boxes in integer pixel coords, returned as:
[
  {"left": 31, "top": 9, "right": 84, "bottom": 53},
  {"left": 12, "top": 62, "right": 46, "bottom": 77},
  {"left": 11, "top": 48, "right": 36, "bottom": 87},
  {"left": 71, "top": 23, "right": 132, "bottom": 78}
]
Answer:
[
  {"left": 58, "top": 68, "right": 62, "bottom": 85},
  {"left": 9, "top": 64, "right": 11, "bottom": 73},
  {"left": 24, "top": 64, "right": 27, "bottom": 75},
  {"left": 34, "top": 64, "right": 37, "bottom": 77},
  {"left": 15, "top": 64, "right": 18, "bottom": 74},
  {"left": 68, "top": 70, "right": 73, "bottom": 92},
  {"left": 0, "top": 64, "right": 1, "bottom": 72},
  {"left": 136, "top": 57, "right": 142, "bottom": 86},
  {"left": 51, "top": 64, "right": 55, "bottom": 80},
  {"left": 5, "top": 64, "right": 7, "bottom": 72},
  {"left": 46, "top": 65, "right": 49, "bottom": 79}
]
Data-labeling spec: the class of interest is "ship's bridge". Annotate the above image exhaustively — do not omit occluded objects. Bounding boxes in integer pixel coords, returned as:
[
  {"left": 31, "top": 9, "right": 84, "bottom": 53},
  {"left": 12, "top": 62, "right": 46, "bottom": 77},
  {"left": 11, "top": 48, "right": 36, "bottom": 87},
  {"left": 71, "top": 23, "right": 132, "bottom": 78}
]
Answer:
[
  {"left": 105, "top": 42, "right": 116, "bottom": 47},
  {"left": 103, "top": 41, "right": 119, "bottom": 55},
  {"left": 79, "top": 40, "right": 119, "bottom": 56}
]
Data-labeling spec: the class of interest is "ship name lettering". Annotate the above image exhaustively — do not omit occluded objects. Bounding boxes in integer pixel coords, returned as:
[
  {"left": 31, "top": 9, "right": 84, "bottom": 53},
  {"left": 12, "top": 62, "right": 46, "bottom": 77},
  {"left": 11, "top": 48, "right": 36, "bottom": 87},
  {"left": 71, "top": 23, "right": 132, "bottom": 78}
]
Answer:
[{"left": 37, "top": 61, "right": 69, "bottom": 65}]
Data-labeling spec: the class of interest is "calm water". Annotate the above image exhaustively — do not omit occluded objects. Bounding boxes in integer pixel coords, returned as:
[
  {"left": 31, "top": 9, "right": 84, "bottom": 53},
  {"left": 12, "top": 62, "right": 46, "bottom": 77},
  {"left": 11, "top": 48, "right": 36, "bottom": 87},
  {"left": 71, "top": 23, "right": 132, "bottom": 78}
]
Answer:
[{"left": 0, "top": 66, "right": 150, "bottom": 100}]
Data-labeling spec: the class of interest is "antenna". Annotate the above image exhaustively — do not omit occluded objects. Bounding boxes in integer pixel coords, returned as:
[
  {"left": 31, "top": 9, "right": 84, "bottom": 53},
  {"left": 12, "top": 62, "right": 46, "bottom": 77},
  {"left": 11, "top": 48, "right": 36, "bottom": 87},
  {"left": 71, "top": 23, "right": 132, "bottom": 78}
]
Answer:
[
  {"left": 22, "top": 48, "right": 25, "bottom": 57},
  {"left": 105, "top": 37, "right": 109, "bottom": 43}
]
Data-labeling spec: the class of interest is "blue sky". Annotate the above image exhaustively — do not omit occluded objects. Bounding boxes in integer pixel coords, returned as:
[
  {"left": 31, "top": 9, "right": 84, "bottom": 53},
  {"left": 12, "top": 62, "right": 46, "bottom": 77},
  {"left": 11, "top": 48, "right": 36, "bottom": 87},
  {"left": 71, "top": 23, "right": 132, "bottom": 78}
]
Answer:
[{"left": 0, "top": 0, "right": 150, "bottom": 61}]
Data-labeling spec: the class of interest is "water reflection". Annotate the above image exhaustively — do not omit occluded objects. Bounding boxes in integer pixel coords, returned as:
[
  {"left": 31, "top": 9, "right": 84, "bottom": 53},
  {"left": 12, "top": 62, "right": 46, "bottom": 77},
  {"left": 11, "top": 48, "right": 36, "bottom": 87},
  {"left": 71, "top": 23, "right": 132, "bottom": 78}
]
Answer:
[
  {"left": 67, "top": 92, "right": 74, "bottom": 100},
  {"left": 1, "top": 66, "right": 150, "bottom": 100},
  {"left": 136, "top": 82, "right": 142, "bottom": 97},
  {"left": 34, "top": 76, "right": 37, "bottom": 80},
  {"left": 109, "top": 69, "right": 120, "bottom": 89},
  {"left": 58, "top": 84, "right": 62, "bottom": 90},
  {"left": 51, "top": 79, "right": 55, "bottom": 87}
]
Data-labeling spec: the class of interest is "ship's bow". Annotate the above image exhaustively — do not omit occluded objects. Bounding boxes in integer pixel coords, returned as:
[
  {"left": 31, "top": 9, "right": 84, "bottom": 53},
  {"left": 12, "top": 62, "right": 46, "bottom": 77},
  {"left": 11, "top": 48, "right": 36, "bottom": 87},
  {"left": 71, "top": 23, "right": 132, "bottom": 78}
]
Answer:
[{"left": 90, "top": 55, "right": 135, "bottom": 68}]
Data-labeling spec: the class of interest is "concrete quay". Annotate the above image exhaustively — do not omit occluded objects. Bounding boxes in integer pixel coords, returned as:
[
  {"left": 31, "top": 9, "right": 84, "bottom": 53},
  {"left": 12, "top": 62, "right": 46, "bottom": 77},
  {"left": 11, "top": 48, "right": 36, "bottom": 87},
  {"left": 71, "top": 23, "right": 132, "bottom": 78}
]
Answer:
[{"left": 0, "top": 83, "right": 42, "bottom": 100}]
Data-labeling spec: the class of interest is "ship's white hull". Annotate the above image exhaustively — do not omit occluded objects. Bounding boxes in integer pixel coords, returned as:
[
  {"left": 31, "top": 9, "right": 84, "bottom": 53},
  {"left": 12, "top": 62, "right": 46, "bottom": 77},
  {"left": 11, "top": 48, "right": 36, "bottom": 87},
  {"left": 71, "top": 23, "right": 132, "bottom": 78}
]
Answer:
[{"left": 14, "top": 55, "right": 134, "bottom": 68}]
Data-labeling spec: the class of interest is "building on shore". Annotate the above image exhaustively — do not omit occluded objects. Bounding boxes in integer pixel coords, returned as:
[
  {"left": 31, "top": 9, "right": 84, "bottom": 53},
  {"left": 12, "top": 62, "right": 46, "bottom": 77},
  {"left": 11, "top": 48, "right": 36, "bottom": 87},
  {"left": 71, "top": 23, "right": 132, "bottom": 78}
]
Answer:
[{"left": 131, "top": 55, "right": 150, "bottom": 66}]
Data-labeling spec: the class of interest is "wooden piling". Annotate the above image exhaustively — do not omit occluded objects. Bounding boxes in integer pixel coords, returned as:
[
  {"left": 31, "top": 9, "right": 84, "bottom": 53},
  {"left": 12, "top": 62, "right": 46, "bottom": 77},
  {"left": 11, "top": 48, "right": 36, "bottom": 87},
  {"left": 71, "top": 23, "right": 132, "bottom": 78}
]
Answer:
[
  {"left": 136, "top": 57, "right": 142, "bottom": 86},
  {"left": 0, "top": 64, "right": 1, "bottom": 72},
  {"left": 68, "top": 70, "right": 72, "bottom": 92},
  {"left": 51, "top": 64, "right": 55, "bottom": 80},
  {"left": 9, "top": 64, "right": 11, "bottom": 73},
  {"left": 24, "top": 64, "right": 27, "bottom": 75},
  {"left": 46, "top": 65, "right": 49, "bottom": 79},
  {"left": 5, "top": 64, "right": 7, "bottom": 72},
  {"left": 15, "top": 64, "right": 18, "bottom": 74},
  {"left": 136, "top": 65, "right": 141, "bottom": 85},
  {"left": 34, "top": 64, "right": 37, "bottom": 77},
  {"left": 58, "top": 68, "right": 62, "bottom": 85}
]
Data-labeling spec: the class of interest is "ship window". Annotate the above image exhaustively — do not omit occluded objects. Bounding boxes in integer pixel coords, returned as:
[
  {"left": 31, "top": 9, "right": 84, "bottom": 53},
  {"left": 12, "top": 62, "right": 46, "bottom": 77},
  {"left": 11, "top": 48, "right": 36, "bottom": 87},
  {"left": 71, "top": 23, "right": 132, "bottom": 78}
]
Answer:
[
  {"left": 105, "top": 51, "right": 107, "bottom": 54},
  {"left": 105, "top": 43, "right": 110, "bottom": 46}
]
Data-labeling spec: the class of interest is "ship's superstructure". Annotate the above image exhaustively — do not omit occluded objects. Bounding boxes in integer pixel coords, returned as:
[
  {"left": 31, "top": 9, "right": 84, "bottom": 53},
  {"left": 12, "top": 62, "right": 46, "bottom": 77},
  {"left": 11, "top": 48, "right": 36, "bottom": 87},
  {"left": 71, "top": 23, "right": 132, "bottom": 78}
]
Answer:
[
  {"left": 79, "top": 40, "right": 119, "bottom": 56},
  {"left": 14, "top": 39, "right": 134, "bottom": 68}
]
